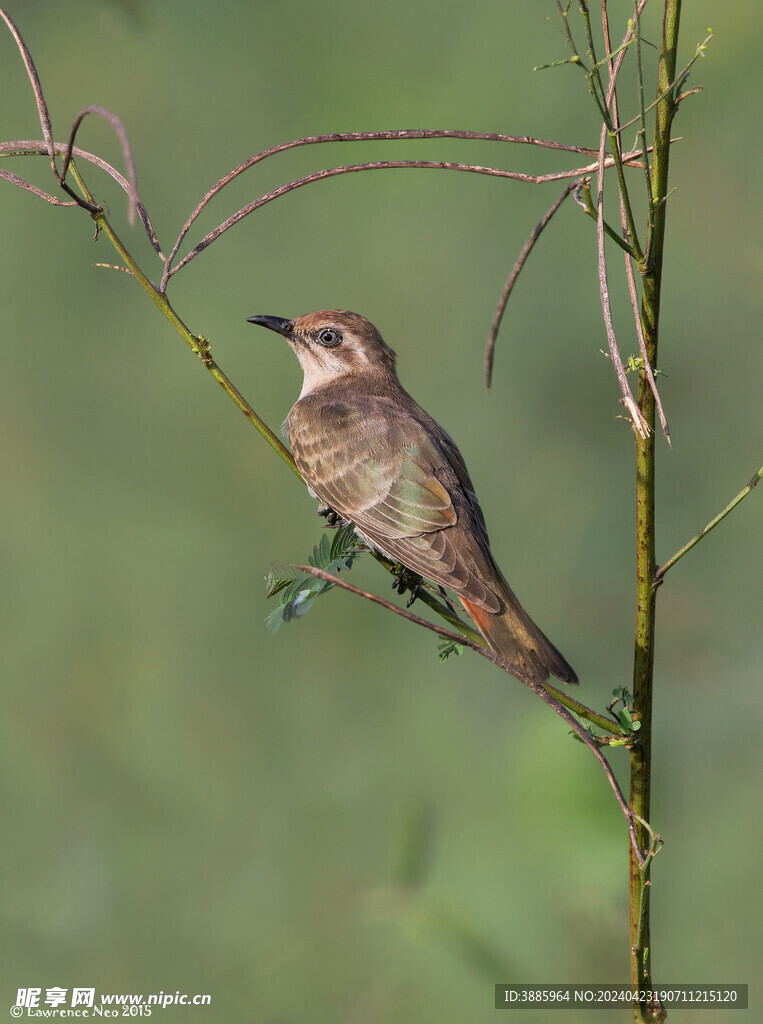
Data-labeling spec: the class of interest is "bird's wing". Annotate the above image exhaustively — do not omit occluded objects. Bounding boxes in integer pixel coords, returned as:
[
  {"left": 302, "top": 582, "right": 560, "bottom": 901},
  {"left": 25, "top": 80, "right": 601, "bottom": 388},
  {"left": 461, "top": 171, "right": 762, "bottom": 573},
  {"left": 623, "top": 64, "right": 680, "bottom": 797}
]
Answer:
[
  {"left": 436, "top": 426, "right": 491, "bottom": 548},
  {"left": 290, "top": 398, "right": 500, "bottom": 611}
]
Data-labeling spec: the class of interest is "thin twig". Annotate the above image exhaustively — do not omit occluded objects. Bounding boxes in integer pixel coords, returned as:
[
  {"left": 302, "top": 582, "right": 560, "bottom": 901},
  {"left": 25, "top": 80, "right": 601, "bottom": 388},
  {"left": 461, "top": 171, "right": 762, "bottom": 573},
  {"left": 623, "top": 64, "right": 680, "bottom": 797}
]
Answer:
[
  {"left": 484, "top": 181, "right": 575, "bottom": 387},
  {"left": 0, "top": 6, "right": 98, "bottom": 211},
  {"left": 603, "top": 0, "right": 669, "bottom": 441},
  {"left": 600, "top": 1, "right": 619, "bottom": 121},
  {"left": 2, "top": 3, "right": 149, "bottom": 239},
  {"left": 164, "top": 128, "right": 611, "bottom": 280},
  {"left": 0, "top": 7, "right": 56, "bottom": 177},
  {"left": 92, "top": 262, "right": 134, "bottom": 275},
  {"left": 580, "top": 1, "right": 608, "bottom": 114},
  {"left": 675, "top": 85, "right": 703, "bottom": 105},
  {"left": 0, "top": 168, "right": 78, "bottom": 205},
  {"left": 612, "top": 30, "right": 714, "bottom": 136},
  {"left": 600, "top": 0, "right": 648, "bottom": 264},
  {"left": 0, "top": 134, "right": 649, "bottom": 293},
  {"left": 296, "top": 563, "right": 484, "bottom": 650},
  {"left": 166, "top": 149, "right": 652, "bottom": 282},
  {"left": 298, "top": 562, "right": 643, "bottom": 862},
  {"left": 556, "top": 2, "right": 649, "bottom": 265},
  {"left": 61, "top": 105, "right": 139, "bottom": 227},
  {"left": 0, "top": 141, "right": 164, "bottom": 257},
  {"left": 607, "top": 0, "right": 669, "bottom": 444},
  {"left": 633, "top": 0, "right": 655, "bottom": 244},
  {"left": 574, "top": 176, "right": 637, "bottom": 255},
  {"left": 596, "top": 125, "right": 650, "bottom": 439},
  {"left": 590, "top": 0, "right": 652, "bottom": 439},
  {"left": 621, "top": 207, "right": 671, "bottom": 442},
  {"left": 655, "top": 466, "right": 763, "bottom": 584}
]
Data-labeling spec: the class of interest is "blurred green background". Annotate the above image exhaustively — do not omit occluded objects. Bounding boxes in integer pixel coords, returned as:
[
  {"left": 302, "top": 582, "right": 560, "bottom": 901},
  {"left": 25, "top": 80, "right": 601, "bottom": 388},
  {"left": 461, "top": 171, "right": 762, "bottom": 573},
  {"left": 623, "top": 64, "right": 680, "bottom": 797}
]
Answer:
[{"left": 1, "top": 1, "right": 760, "bottom": 1021}]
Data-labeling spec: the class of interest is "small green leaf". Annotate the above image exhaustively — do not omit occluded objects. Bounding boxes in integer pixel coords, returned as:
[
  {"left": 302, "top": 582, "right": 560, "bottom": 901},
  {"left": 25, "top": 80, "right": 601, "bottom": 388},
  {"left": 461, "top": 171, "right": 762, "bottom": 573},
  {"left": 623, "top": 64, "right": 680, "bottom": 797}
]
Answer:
[
  {"left": 438, "top": 639, "right": 463, "bottom": 662},
  {"left": 264, "top": 525, "right": 365, "bottom": 633},
  {"left": 265, "top": 574, "right": 296, "bottom": 599},
  {"left": 309, "top": 532, "right": 331, "bottom": 569},
  {"left": 534, "top": 55, "right": 582, "bottom": 71},
  {"left": 264, "top": 604, "right": 287, "bottom": 634},
  {"left": 618, "top": 707, "right": 633, "bottom": 730},
  {"left": 289, "top": 587, "right": 319, "bottom": 619},
  {"left": 329, "top": 523, "right": 360, "bottom": 563}
]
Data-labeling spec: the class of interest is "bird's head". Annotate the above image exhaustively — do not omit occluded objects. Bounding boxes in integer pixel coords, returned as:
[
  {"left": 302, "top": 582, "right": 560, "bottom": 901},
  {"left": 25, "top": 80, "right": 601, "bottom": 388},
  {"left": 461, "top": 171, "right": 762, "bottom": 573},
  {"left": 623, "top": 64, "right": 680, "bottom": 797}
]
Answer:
[{"left": 247, "top": 310, "right": 397, "bottom": 396}]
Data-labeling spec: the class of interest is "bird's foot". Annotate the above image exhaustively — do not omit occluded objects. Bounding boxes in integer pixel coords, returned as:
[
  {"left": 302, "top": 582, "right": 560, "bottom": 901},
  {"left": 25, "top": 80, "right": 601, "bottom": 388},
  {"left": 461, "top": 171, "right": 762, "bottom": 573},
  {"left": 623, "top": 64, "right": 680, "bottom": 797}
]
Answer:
[
  {"left": 317, "top": 503, "right": 348, "bottom": 528},
  {"left": 390, "top": 564, "right": 423, "bottom": 605}
]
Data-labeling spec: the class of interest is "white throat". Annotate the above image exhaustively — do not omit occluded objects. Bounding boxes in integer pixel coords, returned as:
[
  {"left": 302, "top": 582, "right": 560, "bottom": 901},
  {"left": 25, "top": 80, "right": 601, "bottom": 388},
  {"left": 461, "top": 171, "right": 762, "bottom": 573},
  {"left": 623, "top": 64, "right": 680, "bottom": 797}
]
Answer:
[{"left": 295, "top": 345, "right": 374, "bottom": 398}]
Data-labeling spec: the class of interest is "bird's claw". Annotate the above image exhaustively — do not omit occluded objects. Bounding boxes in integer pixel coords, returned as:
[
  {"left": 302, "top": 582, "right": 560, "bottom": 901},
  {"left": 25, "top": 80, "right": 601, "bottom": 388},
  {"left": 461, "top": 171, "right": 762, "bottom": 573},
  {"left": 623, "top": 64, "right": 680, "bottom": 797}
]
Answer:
[
  {"left": 317, "top": 503, "right": 348, "bottom": 528},
  {"left": 391, "top": 564, "right": 422, "bottom": 605}
]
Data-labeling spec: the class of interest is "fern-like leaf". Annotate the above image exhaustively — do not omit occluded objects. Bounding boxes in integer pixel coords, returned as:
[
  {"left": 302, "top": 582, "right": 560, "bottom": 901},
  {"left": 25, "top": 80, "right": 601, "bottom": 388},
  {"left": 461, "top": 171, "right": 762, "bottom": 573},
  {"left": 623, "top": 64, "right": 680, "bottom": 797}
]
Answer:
[{"left": 264, "top": 525, "right": 364, "bottom": 632}]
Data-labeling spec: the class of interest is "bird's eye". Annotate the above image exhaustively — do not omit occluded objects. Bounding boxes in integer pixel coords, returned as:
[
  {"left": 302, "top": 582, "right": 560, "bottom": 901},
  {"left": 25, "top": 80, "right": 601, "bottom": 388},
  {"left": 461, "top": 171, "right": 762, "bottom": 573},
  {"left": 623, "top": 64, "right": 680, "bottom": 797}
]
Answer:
[
  {"left": 317, "top": 328, "right": 341, "bottom": 347},
  {"left": 282, "top": 321, "right": 294, "bottom": 334}
]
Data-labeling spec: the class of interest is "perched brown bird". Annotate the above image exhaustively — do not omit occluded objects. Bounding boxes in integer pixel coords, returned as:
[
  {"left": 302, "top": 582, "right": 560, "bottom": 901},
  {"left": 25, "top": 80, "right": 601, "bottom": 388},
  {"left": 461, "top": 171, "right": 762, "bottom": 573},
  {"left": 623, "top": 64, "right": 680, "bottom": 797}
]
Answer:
[{"left": 248, "top": 310, "right": 577, "bottom": 685}]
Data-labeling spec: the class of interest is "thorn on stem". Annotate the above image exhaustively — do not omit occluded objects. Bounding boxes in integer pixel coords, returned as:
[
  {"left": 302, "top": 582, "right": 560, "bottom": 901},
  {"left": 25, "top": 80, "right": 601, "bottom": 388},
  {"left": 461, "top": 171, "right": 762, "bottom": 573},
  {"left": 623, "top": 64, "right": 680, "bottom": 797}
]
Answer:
[{"left": 92, "top": 262, "right": 133, "bottom": 275}]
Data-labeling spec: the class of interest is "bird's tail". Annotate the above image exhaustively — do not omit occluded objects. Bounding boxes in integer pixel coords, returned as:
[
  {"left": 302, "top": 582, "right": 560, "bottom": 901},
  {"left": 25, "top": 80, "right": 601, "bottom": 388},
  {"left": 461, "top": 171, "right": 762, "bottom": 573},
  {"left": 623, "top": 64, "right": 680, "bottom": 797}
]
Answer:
[{"left": 460, "top": 578, "right": 578, "bottom": 686}]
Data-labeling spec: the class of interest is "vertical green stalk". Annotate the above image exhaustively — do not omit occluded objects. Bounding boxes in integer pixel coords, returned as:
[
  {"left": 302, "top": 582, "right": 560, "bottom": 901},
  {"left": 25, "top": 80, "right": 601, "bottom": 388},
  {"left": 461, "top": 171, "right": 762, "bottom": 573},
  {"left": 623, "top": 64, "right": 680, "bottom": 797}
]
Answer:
[{"left": 630, "top": 2, "right": 681, "bottom": 1020}]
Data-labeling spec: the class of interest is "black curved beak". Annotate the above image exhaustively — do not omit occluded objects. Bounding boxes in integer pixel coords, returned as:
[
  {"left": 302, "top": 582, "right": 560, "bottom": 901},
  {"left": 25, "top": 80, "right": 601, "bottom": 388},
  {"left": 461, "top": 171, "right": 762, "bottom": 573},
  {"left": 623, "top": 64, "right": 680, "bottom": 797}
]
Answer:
[{"left": 246, "top": 315, "right": 293, "bottom": 336}]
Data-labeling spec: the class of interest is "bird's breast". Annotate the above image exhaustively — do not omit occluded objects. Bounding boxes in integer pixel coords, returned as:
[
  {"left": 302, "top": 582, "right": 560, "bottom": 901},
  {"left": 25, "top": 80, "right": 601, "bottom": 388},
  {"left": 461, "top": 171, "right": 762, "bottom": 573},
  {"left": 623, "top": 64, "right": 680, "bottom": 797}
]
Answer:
[{"left": 287, "top": 397, "right": 373, "bottom": 499}]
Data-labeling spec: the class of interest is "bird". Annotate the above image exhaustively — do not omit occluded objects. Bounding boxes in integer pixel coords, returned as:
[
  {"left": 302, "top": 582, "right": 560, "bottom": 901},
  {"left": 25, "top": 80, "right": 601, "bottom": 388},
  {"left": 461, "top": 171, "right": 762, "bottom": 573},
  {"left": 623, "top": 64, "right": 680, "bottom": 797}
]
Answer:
[{"left": 247, "top": 309, "right": 577, "bottom": 686}]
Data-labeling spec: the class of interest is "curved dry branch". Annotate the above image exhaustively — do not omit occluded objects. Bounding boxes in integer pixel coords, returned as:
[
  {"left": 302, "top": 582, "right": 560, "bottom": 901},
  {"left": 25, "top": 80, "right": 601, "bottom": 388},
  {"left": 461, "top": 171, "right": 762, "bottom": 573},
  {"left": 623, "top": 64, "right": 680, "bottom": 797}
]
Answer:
[
  {"left": 613, "top": 1, "right": 671, "bottom": 444},
  {"left": 601, "top": 0, "right": 669, "bottom": 442},
  {"left": 61, "top": 105, "right": 139, "bottom": 227},
  {"left": 0, "top": 7, "right": 158, "bottom": 242},
  {"left": 596, "top": 128, "right": 649, "bottom": 439},
  {"left": 0, "top": 6, "right": 98, "bottom": 212},
  {"left": 0, "top": 141, "right": 164, "bottom": 259},
  {"left": 166, "top": 149, "right": 650, "bottom": 283},
  {"left": 0, "top": 167, "right": 78, "bottom": 206},
  {"left": 622, "top": 212, "right": 671, "bottom": 443},
  {"left": 591, "top": 0, "right": 652, "bottom": 440},
  {"left": 165, "top": 129, "right": 607, "bottom": 272},
  {"left": 0, "top": 7, "right": 56, "bottom": 178},
  {"left": 484, "top": 181, "right": 575, "bottom": 388}
]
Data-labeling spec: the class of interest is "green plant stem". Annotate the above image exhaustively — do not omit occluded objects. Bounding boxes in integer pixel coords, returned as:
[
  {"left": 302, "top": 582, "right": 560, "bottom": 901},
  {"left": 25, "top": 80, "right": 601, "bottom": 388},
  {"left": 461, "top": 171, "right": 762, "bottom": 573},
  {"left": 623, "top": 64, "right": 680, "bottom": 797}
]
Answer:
[
  {"left": 544, "top": 684, "right": 621, "bottom": 735},
  {"left": 607, "top": 127, "right": 644, "bottom": 264},
  {"left": 655, "top": 466, "right": 763, "bottom": 584},
  {"left": 577, "top": 177, "right": 636, "bottom": 256},
  {"left": 630, "top": 3, "right": 681, "bottom": 1020}
]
